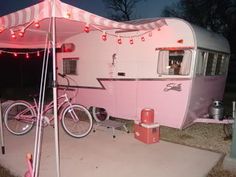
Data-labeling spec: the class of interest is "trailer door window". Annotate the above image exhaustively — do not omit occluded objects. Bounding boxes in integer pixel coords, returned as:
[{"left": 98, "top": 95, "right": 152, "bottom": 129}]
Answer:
[
  {"left": 157, "top": 50, "right": 192, "bottom": 75},
  {"left": 63, "top": 58, "right": 78, "bottom": 75}
]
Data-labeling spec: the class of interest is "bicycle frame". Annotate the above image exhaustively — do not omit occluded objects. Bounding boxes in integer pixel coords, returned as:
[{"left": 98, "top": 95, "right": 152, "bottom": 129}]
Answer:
[{"left": 32, "top": 93, "right": 74, "bottom": 125}]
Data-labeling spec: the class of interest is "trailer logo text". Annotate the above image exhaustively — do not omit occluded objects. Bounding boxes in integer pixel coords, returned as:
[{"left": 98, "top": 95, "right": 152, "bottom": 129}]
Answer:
[{"left": 164, "top": 83, "right": 182, "bottom": 92}]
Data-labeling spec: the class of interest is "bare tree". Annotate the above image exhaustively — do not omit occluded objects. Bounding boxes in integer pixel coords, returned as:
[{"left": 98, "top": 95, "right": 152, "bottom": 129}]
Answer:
[
  {"left": 162, "top": 0, "right": 233, "bottom": 35},
  {"left": 103, "top": 0, "right": 144, "bottom": 21}
]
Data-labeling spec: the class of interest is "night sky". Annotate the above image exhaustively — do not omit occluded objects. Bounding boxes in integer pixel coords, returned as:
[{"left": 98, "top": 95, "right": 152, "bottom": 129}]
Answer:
[{"left": 0, "top": 0, "right": 177, "bottom": 18}]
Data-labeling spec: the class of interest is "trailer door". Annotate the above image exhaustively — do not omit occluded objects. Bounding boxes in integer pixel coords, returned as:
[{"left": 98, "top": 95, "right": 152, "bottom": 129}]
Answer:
[{"left": 112, "top": 45, "right": 138, "bottom": 119}]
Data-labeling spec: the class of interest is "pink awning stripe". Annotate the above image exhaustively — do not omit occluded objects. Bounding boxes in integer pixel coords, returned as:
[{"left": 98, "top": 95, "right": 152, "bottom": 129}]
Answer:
[
  {"left": 9, "top": 14, "right": 16, "bottom": 27},
  {"left": 17, "top": 11, "right": 23, "bottom": 25},
  {"left": 4, "top": 16, "right": 10, "bottom": 28},
  {"left": 0, "top": 0, "right": 167, "bottom": 31},
  {"left": 0, "top": 0, "right": 52, "bottom": 29}
]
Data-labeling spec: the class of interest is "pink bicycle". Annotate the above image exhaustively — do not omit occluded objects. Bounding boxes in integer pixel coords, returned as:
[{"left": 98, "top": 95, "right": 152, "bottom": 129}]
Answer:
[{"left": 4, "top": 74, "right": 93, "bottom": 138}]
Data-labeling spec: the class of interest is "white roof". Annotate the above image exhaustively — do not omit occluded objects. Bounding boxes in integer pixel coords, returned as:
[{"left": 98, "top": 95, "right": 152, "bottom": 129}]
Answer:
[
  {"left": 124, "top": 17, "right": 230, "bottom": 53},
  {"left": 190, "top": 24, "right": 230, "bottom": 53}
]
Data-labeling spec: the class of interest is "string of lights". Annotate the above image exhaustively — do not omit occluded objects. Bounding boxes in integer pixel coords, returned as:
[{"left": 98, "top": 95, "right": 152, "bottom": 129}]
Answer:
[
  {"left": 0, "top": 12, "right": 163, "bottom": 59},
  {"left": 0, "top": 49, "right": 45, "bottom": 58}
]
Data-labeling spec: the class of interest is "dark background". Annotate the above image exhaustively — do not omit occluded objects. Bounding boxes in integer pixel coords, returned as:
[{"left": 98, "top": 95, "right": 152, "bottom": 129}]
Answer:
[{"left": 0, "top": 51, "right": 52, "bottom": 100}]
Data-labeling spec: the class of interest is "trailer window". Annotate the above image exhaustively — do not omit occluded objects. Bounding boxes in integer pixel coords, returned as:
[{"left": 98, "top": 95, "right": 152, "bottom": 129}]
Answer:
[
  {"left": 196, "top": 51, "right": 207, "bottom": 75},
  {"left": 63, "top": 58, "right": 78, "bottom": 75},
  {"left": 215, "top": 54, "right": 227, "bottom": 75},
  {"left": 157, "top": 50, "right": 192, "bottom": 75},
  {"left": 205, "top": 53, "right": 217, "bottom": 75}
]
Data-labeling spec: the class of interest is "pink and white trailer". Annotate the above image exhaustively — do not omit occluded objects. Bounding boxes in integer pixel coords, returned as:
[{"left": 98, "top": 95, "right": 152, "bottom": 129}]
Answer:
[
  {"left": 56, "top": 18, "right": 230, "bottom": 129},
  {"left": 0, "top": 0, "right": 230, "bottom": 129}
]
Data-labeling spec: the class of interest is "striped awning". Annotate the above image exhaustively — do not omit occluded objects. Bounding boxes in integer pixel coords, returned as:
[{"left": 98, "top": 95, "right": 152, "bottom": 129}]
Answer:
[{"left": 0, "top": 0, "right": 167, "bottom": 48}]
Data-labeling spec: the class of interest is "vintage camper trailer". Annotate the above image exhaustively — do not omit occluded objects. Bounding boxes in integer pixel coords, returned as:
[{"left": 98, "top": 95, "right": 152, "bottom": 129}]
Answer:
[
  {"left": 57, "top": 18, "right": 230, "bottom": 129},
  {"left": 0, "top": 0, "right": 230, "bottom": 129}
]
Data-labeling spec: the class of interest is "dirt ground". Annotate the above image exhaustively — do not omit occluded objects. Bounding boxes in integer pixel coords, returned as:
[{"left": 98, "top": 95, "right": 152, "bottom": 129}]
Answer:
[{"left": 159, "top": 123, "right": 236, "bottom": 177}]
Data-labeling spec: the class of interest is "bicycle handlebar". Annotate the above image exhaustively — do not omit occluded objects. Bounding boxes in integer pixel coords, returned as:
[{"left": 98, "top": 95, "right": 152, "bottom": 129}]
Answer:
[
  {"left": 58, "top": 73, "right": 66, "bottom": 78},
  {"left": 58, "top": 73, "right": 70, "bottom": 88},
  {"left": 58, "top": 73, "right": 79, "bottom": 99}
]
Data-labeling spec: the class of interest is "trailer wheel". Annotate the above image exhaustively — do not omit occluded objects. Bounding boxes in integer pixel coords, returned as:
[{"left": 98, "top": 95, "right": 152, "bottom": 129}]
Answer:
[{"left": 92, "top": 107, "right": 109, "bottom": 122}]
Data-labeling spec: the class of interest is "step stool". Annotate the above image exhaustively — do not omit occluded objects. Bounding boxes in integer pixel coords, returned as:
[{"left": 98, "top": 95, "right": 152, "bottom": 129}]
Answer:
[{"left": 93, "top": 119, "right": 129, "bottom": 138}]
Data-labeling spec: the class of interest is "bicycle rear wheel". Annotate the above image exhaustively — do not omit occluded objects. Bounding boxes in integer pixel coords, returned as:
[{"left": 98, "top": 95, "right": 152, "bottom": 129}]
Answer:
[
  {"left": 4, "top": 101, "right": 35, "bottom": 135},
  {"left": 62, "top": 104, "right": 93, "bottom": 138}
]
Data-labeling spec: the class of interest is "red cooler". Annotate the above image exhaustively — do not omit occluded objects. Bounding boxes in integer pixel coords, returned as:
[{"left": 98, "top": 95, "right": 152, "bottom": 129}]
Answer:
[
  {"left": 141, "top": 108, "right": 154, "bottom": 124},
  {"left": 134, "top": 122, "right": 160, "bottom": 144}
]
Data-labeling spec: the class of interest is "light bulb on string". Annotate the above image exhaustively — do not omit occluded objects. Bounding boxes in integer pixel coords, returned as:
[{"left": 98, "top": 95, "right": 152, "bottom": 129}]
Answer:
[
  {"left": 18, "top": 32, "right": 24, "bottom": 37},
  {"left": 148, "top": 31, "right": 152, "bottom": 37},
  {"left": 117, "top": 36, "right": 122, "bottom": 45},
  {"left": 37, "top": 51, "right": 40, "bottom": 57},
  {"left": 10, "top": 30, "right": 16, "bottom": 39},
  {"left": 141, "top": 36, "right": 145, "bottom": 42},
  {"left": 26, "top": 53, "right": 29, "bottom": 59},
  {"left": 18, "top": 30, "right": 24, "bottom": 37},
  {"left": 129, "top": 38, "right": 134, "bottom": 45},
  {"left": 101, "top": 32, "right": 107, "bottom": 41},
  {"left": 84, "top": 24, "right": 90, "bottom": 33},
  {"left": 34, "top": 21, "right": 40, "bottom": 28},
  {"left": 12, "top": 34, "right": 16, "bottom": 39},
  {"left": 66, "top": 12, "right": 71, "bottom": 19}
]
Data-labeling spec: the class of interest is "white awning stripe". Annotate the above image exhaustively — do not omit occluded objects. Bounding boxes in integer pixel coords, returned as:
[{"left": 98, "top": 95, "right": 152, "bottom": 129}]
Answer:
[
  {"left": 40, "top": 1, "right": 49, "bottom": 19},
  {"left": 26, "top": 8, "right": 31, "bottom": 24},
  {"left": 94, "top": 16, "right": 101, "bottom": 26},
  {"left": 0, "top": 0, "right": 167, "bottom": 32},
  {"left": 3, "top": 16, "right": 9, "bottom": 28},
  {"left": 33, "top": 3, "right": 40, "bottom": 20},
  {"left": 17, "top": 11, "right": 23, "bottom": 25},
  {"left": 10, "top": 14, "right": 16, "bottom": 27}
]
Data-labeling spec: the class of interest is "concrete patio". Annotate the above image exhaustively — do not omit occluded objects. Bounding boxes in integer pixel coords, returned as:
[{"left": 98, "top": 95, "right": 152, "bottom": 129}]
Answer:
[{"left": 0, "top": 125, "right": 222, "bottom": 177}]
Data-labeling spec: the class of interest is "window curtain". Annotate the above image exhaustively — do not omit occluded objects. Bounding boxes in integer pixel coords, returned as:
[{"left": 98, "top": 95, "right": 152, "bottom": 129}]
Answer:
[
  {"left": 180, "top": 50, "right": 192, "bottom": 75},
  {"left": 158, "top": 50, "right": 169, "bottom": 74}
]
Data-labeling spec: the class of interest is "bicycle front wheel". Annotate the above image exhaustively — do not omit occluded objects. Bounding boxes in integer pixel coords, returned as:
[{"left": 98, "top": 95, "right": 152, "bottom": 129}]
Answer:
[
  {"left": 4, "top": 101, "right": 35, "bottom": 135},
  {"left": 62, "top": 104, "right": 93, "bottom": 138}
]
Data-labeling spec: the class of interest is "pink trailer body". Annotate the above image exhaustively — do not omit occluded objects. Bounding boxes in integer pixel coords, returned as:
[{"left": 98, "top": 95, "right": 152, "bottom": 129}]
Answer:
[
  {"left": 58, "top": 75, "right": 228, "bottom": 129},
  {"left": 62, "top": 79, "right": 191, "bottom": 128},
  {"left": 57, "top": 18, "right": 230, "bottom": 129}
]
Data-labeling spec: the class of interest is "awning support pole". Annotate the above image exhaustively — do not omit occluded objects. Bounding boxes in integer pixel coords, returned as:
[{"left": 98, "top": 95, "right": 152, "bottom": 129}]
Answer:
[{"left": 52, "top": 0, "right": 61, "bottom": 176}]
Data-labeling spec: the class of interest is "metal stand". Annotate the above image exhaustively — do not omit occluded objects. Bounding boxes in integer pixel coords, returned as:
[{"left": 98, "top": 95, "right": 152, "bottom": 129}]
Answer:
[
  {"left": 194, "top": 118, "right": 234, "bottom": 124},
  {"left": 0, "top": 99, "right": 5, "bottom": 154},
  {"left": 230, "top": 101, "right": 236, "bottom": 158},
  {"left": 94, "top": 119, "right": 129, "bottom": 138}
]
